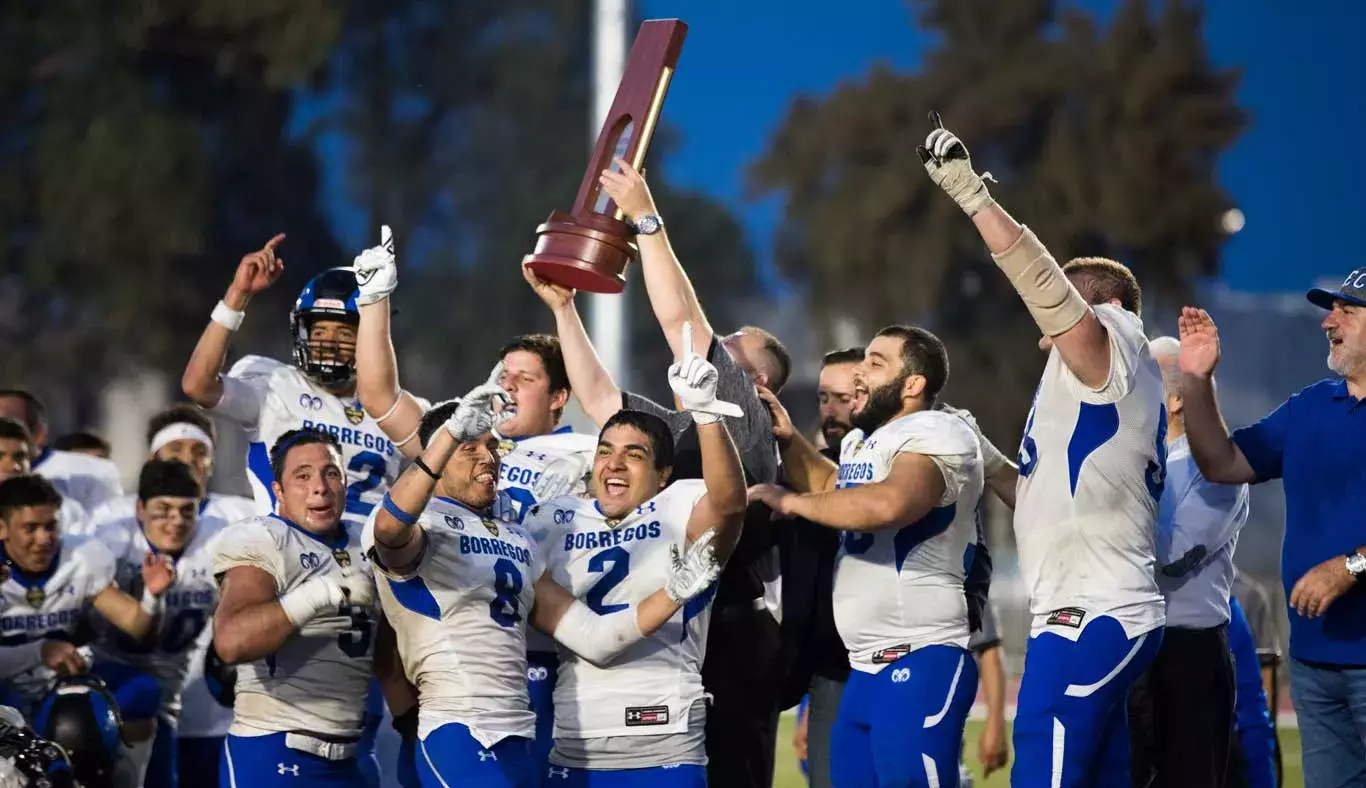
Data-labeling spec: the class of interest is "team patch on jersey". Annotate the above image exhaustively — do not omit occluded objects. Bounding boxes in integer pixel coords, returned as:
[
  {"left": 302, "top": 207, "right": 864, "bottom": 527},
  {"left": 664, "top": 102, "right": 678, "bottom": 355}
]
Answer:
[
  {"left": 871, "top": 645, "right": 912, "bottom": 664},
  {"left": 332, "top": 548, "right": 352, "bottom": 568},
  {"left": 498, "top": 438, "right": 517, "bottom": 456},
  {"left": 443, "top": 515, "right": 465, "bottom": 531},
  {"left": 343, "top": 404, "right": 365, "bottom": 425},
  {"left": 481, "top": 518, "right": 499, "bottom": 538},
  {"left": 1046, "top": 607, "right": 1087, "bottom": 629},
  {"left": 25, "top": 587, "right": 44, "bottom": 607},
  {"left": 624, "top": 705, "right": 669, "bottom": 726}
]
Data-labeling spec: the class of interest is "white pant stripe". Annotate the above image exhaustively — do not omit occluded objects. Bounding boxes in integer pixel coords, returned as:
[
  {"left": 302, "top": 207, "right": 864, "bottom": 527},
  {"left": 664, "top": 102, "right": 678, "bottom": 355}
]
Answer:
[
  {"left": 1051, "top": 717, "right": 1066, "bottom": 788},
  {"left": 1063, "top": 631, "right": 1147, "bottom": 698},
  {"left": 224, "top": 738, "right": 238, "bottom": 788},
  {"left": 922, "top": 752, "right": 941, "bottom": 787},
  {"left": 420, "top": 740, "right": 455, "bottom": 788},
  {"left": 923, "top": 652, "right": 965, "bottom": 729}
]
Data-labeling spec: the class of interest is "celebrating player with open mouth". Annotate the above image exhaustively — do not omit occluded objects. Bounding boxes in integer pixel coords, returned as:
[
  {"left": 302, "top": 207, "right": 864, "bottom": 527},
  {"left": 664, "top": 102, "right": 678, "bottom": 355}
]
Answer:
[{"left": 921, "top": 114, "right": 1167, "bottom": 787}]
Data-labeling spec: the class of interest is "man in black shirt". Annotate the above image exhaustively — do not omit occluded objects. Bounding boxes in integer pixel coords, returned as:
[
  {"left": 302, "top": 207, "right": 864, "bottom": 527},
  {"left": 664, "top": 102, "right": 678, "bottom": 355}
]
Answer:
[{"left": 524, "top": 159, "right": 792, "bottom": 788}]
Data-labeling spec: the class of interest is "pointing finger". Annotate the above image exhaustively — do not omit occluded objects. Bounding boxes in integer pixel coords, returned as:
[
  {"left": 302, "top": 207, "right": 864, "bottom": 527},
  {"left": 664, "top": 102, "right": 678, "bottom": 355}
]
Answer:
[
  {"left": 681, "top": 321, "right": 694, "bottom": 360},
  {"left": 264, "top": 233, "right": 286, "bottom": 253},
  {"left": 929, "top": 110, "right": 944, "bottom": 130},
  {"left": 381, "top": 224, "right": 393, "bottom": 251}
]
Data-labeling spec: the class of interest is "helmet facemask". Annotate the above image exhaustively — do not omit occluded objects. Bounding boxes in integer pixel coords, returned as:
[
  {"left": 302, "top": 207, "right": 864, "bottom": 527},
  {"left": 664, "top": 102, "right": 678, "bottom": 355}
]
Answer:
[{"left": 291, "top": 312, "right": 358, "bottom": 389}]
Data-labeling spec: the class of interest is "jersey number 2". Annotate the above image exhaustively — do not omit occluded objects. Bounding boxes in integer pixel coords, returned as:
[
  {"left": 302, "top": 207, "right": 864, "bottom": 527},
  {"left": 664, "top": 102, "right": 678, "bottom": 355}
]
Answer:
[
  {"left": 345, "top": 451, "right": 387, "bottom": 515},
  {"left": 586, "top": 547, "right": 629, "bottom": 615},
  {"left": 489, "top": 559, "right": 524, "bottom": 627}
]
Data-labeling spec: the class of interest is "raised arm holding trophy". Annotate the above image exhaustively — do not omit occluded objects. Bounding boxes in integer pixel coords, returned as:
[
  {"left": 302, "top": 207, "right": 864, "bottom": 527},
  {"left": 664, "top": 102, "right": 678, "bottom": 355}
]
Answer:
[{"left": 522, "top": 18, "right": 687, "bottom": 294}]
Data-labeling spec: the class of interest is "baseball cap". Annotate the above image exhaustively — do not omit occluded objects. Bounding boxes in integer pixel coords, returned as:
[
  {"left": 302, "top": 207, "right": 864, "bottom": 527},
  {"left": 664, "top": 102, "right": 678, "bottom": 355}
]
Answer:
[{"left": 1307, "top": 269, "right": 1366, "bottom": 309}]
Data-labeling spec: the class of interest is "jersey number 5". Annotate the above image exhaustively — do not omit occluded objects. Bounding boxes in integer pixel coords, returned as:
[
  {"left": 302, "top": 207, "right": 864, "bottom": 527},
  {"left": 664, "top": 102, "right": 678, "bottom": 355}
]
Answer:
[{"left": 337, "top": 605, "right": 374, "bottom": 658}]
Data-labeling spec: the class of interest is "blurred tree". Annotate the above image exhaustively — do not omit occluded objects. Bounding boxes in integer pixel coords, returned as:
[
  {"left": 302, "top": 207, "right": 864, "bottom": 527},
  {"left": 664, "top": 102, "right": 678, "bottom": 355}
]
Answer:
[
  {"left": 0, "top": 0, "right": 343, "bottom": 411},
  {"left": 331, "top": 0, "right": 757, "bottom": 403},
  {"left": 750, "top": 0, "right": 1244, "bottom": 448}
]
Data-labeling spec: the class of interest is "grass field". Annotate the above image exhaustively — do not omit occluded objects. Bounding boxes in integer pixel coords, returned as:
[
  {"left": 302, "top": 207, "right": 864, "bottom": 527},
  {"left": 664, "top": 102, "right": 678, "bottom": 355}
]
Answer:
[{"left": 770, "top": 716, "right": 1305, "bottom": 787}]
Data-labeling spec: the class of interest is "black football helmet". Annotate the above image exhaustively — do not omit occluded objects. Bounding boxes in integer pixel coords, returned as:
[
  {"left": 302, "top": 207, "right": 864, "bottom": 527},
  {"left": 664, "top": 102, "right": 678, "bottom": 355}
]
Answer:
[
  {"left": 290, "top": 267, "right": 361, "bottom": 388},
  {"left": 0, "top": 709, "right": 75, "bottom": 788},
  {"left": 32, "top": 676, "right": 121, "bottom": 788}
]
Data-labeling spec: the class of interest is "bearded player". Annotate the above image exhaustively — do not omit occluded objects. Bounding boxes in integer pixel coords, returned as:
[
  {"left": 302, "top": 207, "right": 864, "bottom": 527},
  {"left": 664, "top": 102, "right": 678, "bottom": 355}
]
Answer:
[
  {"left": 749, "top": 325, "right": 983, "bottom": 788},
  {"left": 180, "top": 235, "right": 402, "bottom": 782},
  {"left": 349, "top": 226, "right": 598, "bottom": 777},
  {"left": 921, "top": 116, "right": 1166, "bottom": 787}
]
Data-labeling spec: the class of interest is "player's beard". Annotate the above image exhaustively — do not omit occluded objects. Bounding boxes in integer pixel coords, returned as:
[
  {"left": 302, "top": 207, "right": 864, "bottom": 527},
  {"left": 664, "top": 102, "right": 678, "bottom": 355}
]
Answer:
[
  {"left": 820, "top": 418, "right": 851, "bottom": 449},
  {"left": 850, "top": 374, "right": 905, "bottom": 435}
]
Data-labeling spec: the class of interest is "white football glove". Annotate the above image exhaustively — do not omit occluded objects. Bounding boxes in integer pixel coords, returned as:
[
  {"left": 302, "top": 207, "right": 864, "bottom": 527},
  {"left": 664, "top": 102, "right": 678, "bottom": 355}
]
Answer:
[
  {"left": 665, "top": 528, "right": 723, "bottom": 604},
  {"left": 278, "top": 574, "right": 347, "bottom": 628},
  {"left": 917, "top": 112, "right": 996, "bottom": 217},
  {"left": 492, "top": 489, "right": 520, "bottom": 524},
  {"left": 939, "top": 403, "right": 1010, "bottom": 478},
  {"left": 446, "top": 363, "right": 515, "bottom": 441},
  {"left": 668, "top": 322, "right": 743, "bottom": 425},
  {"left": 338, "top": 563, "right": 376, "bottom": 609},
  {"left": 353, "top": 224, "right": 397, "bottom": 305},
  {"left": 532, "top": 453, "right": 591, "bottom": 502}
]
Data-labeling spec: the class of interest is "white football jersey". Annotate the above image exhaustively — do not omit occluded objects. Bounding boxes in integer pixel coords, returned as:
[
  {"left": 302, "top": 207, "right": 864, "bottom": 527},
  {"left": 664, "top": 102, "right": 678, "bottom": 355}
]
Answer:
[
  {"left": 89, "top": 514, "right": 227, "bottom": 723},
  {"left": 362, "top": 496, "right": 541, "bottom": 746},
  {"left": 0, "top": 537, "right": 117, "bottom": 706},
  {"left": 1014, "top": 304, "right": 1167, "bottom": 640},
  {"left": 57, "top": 498, "right": 90, "bottom": 539},
  {"left": 496, "top": 426, "right": 596, "bottom": 654},
  {"left": 527, "top": 481, "right": 710, "bottom": 739},
  {"left": 33, "top": 449, "right": 123, "bottom": 514},
  {"left": 211, "top": 515, "right": 378, "bottom": 738},
  {"left": 834, "top": 410, "right": 983, "bottom": 672},
  {"left": 211, "top": 355, "right": 403, "bottom": 526}
]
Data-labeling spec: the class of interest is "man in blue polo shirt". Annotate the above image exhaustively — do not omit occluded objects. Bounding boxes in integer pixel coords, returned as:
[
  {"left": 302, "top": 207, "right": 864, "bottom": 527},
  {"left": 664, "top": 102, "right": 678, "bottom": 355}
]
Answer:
[{"left": 1176, "top": 269, "right": 1366, "bottom": 787}]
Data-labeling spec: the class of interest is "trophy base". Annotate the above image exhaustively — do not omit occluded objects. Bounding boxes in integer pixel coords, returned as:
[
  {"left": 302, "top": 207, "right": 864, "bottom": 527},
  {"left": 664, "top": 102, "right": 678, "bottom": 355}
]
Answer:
[{"left": 523, "top": 211, "right": 635, "bottom": 295}]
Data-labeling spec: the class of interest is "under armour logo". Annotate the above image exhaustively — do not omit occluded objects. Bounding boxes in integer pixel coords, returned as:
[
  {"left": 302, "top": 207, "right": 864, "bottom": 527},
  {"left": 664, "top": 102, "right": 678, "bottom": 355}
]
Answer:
[
  {"left": 277, "top": 763, "right": 299, "bottom": 776},
  {"left": 890, "top": 667, "right": 910, "bottom": 683},
  {"left": 478, "top": 750, "right": 497, "bottom": 762},
  {"left": 547, "top": 766, "right": 570, "bottom": 779}
]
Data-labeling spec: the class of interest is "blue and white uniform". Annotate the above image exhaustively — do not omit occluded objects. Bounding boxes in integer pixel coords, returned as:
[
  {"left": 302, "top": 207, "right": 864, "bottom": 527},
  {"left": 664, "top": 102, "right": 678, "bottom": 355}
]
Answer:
[
  {"left": 0, "top": 538, "right": 118, "bottom": 715},
  {"left": 211, "top": 515, "right": 378, "bottom": 788},
  {"left": 1010, "top": 304, "right": 1167, "bottom": 788},
  {"left": 211, "top": 355, "right": 402, "bottom": 527},
  {"left": 89, "top": 506, "right": 230, "bottom": 788},
  {"left": 830, "top": 410, "right": 983, "bottom": 788},
  {"left": 88, "top": 493, "right": 250, "bottom": 787},
  {"left": 495, "top": 425, "right": 596, "bottom": 781},
  {"left": 525, "top": 481, "right": 711, "bottom": 788},
  {"left": 363, "top": 496, "right": 542, "bottom": 788}
]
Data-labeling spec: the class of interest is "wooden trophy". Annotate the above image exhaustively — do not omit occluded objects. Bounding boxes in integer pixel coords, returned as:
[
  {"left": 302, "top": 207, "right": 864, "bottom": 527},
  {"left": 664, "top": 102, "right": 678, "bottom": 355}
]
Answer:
[{"left": 522, "top": 19, "right": 687, "bottom": 294}]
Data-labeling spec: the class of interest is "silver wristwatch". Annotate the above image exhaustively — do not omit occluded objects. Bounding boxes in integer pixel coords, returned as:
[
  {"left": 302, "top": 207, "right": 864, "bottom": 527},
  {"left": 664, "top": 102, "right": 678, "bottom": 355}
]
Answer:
[
  {"left": 1346, "top": 551, "right": 1366, "bottom": 578},
  {"left": 631, "top": 214, "right": 663, "bottom": 236}
]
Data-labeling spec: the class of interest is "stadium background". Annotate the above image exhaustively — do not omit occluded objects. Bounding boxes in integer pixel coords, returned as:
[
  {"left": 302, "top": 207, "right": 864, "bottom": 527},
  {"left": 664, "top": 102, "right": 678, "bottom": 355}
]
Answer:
[{"left": 3, "top": 2, "right": 1358, "bottom": 785}]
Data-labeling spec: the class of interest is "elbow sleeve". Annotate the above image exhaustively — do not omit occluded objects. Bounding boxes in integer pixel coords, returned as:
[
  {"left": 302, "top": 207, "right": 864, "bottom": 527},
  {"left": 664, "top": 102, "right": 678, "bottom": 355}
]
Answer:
[
  {"left": 991, "top": 226, "right": 1089, "bottom": 337},
  {"left": 552, "top": 600, "right": 646, "bottom": 666}
]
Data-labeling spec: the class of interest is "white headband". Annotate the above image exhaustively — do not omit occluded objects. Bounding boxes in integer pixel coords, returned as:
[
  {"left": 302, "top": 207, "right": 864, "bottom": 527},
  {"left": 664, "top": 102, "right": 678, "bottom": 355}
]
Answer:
[{"left": 149, "top": 423, "right": 214, "bottom": 455}]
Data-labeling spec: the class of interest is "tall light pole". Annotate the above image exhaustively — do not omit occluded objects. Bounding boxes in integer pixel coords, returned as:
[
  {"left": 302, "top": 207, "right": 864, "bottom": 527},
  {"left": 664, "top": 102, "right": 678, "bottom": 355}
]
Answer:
[{"left": 591, "top": 0, "right": 630, "bottom": 389}]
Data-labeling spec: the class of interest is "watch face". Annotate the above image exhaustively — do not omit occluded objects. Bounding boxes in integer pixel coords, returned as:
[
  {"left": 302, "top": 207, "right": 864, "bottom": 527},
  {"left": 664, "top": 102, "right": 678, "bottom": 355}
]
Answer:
[
  {"left": 1349, "top": 554, "right": 1366, "bottom": 575},
  {"left": 635, "top": 215, "right": 660, "bottom": 234}
]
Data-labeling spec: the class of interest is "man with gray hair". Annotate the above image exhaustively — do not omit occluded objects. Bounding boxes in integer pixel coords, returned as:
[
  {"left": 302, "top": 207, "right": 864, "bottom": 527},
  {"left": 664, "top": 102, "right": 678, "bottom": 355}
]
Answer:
[{"left": 1129, "top": 336, "right": 1249, "bottom": 788}]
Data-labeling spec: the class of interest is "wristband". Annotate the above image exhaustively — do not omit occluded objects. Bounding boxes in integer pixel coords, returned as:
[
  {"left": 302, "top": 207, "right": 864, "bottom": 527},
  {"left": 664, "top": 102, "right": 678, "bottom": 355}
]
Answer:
[
  {"left": 211, "top": 301, "right": 246, "bottom": 331},
  {"left": 382, "top": 494, "right": 420, "bottom": 527},
  {"left": 140, "top": 587, "right": 165, "bottom": 618},
  {"left": 412, "top": 456, "right": 441, "bottom": 480}
]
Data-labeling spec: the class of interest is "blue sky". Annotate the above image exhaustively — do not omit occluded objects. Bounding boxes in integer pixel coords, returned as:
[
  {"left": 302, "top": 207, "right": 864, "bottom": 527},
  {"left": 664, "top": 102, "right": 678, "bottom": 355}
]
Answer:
[
  {"left": 311, "top": 1, "right": 1366, "bottom": 296},
  {"left": 637, "top": 0, "right": 1366, "bottom": 295}
]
